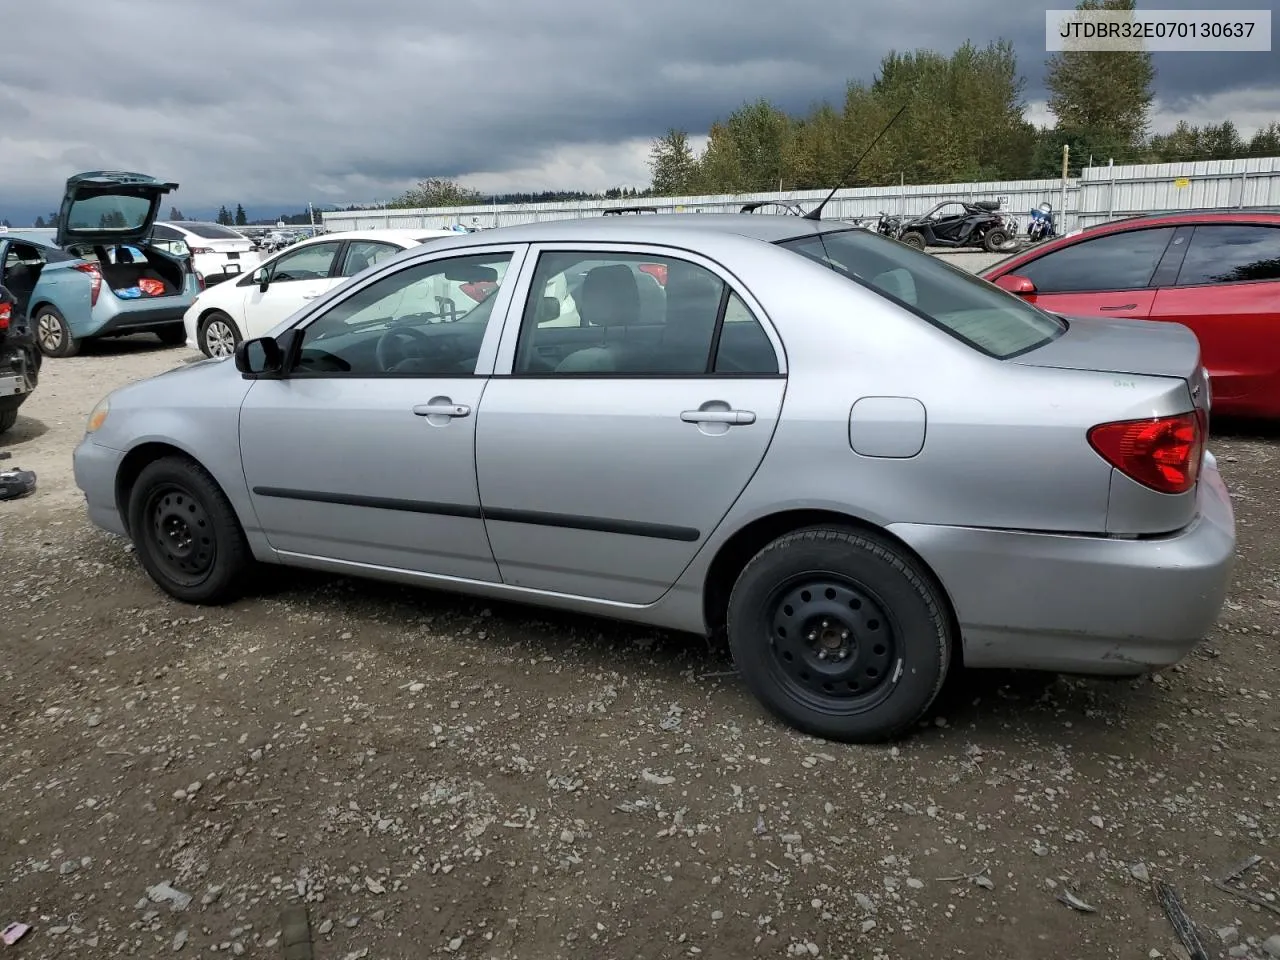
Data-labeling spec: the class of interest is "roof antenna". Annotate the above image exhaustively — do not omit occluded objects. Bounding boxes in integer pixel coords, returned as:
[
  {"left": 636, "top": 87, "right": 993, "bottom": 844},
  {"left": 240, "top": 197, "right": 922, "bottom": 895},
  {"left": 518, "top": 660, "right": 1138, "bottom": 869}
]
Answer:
[{"left": 802, "top": 102, "right": 909, "bottom": 221}]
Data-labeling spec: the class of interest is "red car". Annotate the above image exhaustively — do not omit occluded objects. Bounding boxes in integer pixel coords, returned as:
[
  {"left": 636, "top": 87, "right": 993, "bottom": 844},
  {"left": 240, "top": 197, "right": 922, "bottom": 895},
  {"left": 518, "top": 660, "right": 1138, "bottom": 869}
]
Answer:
[{"left": 981, "top": 211, "right": 1280, "bottom": 418}]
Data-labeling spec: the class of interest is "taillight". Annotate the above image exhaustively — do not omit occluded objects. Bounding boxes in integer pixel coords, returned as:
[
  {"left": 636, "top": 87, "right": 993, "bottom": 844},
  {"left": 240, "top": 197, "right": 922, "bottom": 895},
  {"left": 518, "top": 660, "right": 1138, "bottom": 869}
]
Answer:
[
  {"left": 1088, "top": 412, "right": 1205, "bottom": 495},
  {"left": 74, "top": 262, "right": 102, "bottom": 306},
  {"left": 638, "top": 263, "right": 668, "bottom": 286},
  {"left": 189, "top": 246, "right": 214, "bottom": 255},
  {"left": 0, "top": 302, "right": 10, "bottom": 331}
]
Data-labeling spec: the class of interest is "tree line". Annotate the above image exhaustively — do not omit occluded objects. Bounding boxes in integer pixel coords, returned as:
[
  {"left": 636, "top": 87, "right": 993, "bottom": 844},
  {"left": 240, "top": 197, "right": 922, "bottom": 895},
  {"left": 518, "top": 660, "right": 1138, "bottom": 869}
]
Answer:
[{"left": 647, "top": 0, "right": 1280, "bottom": 196}]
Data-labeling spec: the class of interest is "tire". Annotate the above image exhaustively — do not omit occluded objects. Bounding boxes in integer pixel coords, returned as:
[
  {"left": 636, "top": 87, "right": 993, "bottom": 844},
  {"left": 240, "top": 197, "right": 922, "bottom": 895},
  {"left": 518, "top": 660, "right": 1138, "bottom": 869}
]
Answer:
[
  {"left": 198, "top": 311, "right": 241, "bottom": 358},
  {"left": 156, "top": 323, "right": 188, "bottom": 346},
  {"left": 34, "top": 305, "right": 79, "bottom": 358},
  {"left": 126, "top": 455, "right": 251, "bottom": 605},
  {"left": 725, "top": 526, "right": 953, "bottom": 743},
  {"left": 899, "top": 231, "right": 926, "bottom": 251},
  {"left": 0, "top": 407, "right": 17, "bottom": 435},
  {"left": 983, "top": 228, "right": 1009, "bottom": 253}
]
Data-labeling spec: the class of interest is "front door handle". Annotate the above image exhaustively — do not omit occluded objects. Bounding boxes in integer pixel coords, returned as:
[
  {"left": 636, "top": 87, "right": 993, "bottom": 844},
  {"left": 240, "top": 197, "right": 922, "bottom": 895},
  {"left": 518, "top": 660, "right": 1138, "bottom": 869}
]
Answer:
[
  {"left": 412, "top": 407, "right": 473, "bottom": 419},
  {"left": 413, "top": 402, "right": 471, "bottom": 418},
  {"left": 681, "top": 408, "right": 756, "bottom": 425},
  {"left": 1099, "top": 303, "right": 1137, "bottom": 311}
]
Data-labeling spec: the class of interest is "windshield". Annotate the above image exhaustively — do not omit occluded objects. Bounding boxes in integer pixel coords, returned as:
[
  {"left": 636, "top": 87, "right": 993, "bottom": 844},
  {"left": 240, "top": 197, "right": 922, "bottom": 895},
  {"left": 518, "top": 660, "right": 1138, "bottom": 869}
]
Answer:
[
  {"left": 777, "top": 228, "right": 1064, "bottom": 359},
  {"left": 178, "top": 222, "right": 246, "bottom": 240}
]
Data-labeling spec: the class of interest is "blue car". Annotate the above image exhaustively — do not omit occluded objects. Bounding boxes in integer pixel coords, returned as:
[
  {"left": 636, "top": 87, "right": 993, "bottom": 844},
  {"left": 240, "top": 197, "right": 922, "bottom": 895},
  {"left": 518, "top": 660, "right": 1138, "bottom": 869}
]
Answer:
[{"left": 0, "top": 171, "right": 202, "bottom": 358}]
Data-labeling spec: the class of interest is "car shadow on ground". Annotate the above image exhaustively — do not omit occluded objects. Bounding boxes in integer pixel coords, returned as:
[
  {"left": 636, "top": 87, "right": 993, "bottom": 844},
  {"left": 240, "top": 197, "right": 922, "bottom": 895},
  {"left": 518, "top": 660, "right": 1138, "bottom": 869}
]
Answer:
[
  {"left": 1211, "top": 415, "right": 1280, "bottom": 441},
  {"left": 0, "top": 412, "right": 48, "bottom": 447},
  {"left": 75, "top": 334, "right": 192, "bottom": 358},
  {"left": 241, "top": 564, "right": 1131, "bottom": 745}
]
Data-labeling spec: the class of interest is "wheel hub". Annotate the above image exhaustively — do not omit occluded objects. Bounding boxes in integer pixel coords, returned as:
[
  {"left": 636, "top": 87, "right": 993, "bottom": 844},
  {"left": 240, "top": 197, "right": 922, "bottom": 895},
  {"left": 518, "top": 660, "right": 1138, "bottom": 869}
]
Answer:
[
  {"left": 769, "top": 580, "right": 897, "bottom": 701},
  {"left": 147, "top": 487, "right": 215, "bottom": 583}
]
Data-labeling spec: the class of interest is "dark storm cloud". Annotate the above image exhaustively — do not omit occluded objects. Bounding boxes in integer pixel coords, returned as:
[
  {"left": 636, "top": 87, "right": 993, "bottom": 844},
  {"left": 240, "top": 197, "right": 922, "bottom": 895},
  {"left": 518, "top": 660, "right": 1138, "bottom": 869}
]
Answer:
[{"left": 0, "top": 0, "right": 1272, "bottom": 216}]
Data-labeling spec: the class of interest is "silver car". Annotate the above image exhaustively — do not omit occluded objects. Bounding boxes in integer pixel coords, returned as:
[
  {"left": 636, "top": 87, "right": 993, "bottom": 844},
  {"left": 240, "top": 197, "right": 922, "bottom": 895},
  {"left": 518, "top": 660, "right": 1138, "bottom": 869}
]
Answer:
[{"left": 72, "top": 214, "right": 1237, "bottom": 742}]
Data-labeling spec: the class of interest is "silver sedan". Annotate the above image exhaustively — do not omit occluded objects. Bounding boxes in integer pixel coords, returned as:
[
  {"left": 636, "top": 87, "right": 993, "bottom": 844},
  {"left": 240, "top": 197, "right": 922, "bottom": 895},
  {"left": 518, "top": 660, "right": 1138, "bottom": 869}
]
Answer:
[{"left": 72, "top": 214, "right": 1237, "bottom": 742}]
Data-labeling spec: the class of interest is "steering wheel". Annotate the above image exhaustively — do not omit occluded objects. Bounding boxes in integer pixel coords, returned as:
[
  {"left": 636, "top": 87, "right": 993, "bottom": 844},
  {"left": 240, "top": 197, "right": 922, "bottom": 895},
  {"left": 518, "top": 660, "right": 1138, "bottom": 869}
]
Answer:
[{"left": 376, "top": 325, "right": 446, "bottom": 371}]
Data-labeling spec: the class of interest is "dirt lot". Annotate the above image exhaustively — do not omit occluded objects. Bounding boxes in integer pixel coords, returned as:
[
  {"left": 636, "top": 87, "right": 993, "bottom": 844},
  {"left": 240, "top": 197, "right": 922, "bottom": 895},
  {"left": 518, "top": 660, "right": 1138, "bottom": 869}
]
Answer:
[{"left": 1, "top": 326, "right": 1278, "bottom": 960}]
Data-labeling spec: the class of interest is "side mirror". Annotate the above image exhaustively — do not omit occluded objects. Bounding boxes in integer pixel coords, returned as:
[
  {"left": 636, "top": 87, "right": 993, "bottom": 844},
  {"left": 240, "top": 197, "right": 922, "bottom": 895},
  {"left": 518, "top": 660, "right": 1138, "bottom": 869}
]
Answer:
[
  {"left": 234, "top": 336, "right": 284, "bottom": 378},
  {"left": 995, "top": 274, "right": 1036, "bottom": 295},
  {"left": 255, "top": 268, "right": 270, "bottom": 293}
]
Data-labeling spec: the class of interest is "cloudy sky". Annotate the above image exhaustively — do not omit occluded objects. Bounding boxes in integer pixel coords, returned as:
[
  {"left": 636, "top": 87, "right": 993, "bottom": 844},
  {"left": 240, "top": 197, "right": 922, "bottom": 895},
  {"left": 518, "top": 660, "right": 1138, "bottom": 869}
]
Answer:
[{"left": 0, "top": 0, "right": 1275, "bottom": 224}]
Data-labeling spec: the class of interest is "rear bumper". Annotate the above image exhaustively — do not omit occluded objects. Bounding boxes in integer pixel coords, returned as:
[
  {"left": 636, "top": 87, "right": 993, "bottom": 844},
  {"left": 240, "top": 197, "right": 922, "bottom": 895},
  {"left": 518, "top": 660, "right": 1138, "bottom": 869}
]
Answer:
[
  {"left": 888, "top": 454, "right": 1236, "bottom": 675},
  {"left": 72, "top": 437, "right": 128, "bottom": 537}
]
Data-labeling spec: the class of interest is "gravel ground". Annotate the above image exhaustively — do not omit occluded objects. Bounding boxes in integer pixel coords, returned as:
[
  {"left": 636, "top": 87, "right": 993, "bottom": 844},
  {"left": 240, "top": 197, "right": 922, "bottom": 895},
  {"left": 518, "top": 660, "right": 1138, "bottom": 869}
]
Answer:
[{"left": 1, "top": 302, "right": 1278, "bottom": 959}]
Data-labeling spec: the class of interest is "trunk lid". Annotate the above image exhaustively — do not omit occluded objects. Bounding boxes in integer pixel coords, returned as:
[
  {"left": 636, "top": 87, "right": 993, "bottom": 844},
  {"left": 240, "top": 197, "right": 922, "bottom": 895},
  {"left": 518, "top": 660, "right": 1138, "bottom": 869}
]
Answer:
[
  {"left": 55, "top": 171, "right": 179, "bottom": 248},
  {"left": 1014, "top": 313, "right": 1209, "bottom": 419}
]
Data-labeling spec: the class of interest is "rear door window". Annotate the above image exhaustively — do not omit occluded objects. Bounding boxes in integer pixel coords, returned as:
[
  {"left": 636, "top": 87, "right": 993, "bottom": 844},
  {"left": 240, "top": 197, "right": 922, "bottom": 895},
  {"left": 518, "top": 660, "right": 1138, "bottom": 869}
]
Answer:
[
  {"left": 779, "top": 228, "right": 1063, "bottom": 359},
  {"left": 339, "top": 241, "right": 403, "bottom": 277},
  {"left": 1015, "top": 227, "right": 1176, "bottom": 293},
  {"left": 1175, "top": 224, "right": 1280, "bottom": 285}
]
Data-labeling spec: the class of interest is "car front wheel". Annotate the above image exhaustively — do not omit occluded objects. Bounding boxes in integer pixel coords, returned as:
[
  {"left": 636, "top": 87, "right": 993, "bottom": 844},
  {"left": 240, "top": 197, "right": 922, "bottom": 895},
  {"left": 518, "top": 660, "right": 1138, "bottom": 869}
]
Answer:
[
  {"left": 34, "top": 306, "right": 79, "bottom": 358},
  {"left": 726, "top": 526, "right": 952, "bottom": 743},
  {"left": 126, "top": 456, "right": 251, "bottom": 605},
  {"left": 199, "top": 311, "right": 241, "bottom": 358}
]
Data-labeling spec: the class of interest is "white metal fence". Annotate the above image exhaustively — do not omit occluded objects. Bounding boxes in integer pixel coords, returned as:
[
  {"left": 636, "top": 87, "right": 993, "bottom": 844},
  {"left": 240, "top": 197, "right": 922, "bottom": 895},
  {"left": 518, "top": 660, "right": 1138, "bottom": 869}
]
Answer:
[{"left": 322, "top": 156, "right": 1280, "bottom": 235}]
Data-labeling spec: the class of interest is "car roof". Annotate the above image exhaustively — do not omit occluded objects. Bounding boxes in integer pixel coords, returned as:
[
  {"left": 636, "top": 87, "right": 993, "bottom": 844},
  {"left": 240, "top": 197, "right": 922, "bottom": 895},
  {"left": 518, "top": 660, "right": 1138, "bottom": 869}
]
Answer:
[
  {"left": 402, "top": 213, "right": 851, "bottom": 250},
  {"left": 1082, "top": 208, "right": 1280, "bottom": 232}
]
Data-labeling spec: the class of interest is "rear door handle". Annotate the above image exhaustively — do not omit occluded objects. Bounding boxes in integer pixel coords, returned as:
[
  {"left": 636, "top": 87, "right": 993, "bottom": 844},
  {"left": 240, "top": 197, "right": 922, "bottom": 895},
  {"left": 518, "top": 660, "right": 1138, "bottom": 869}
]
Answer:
[
  {"left": 413, "top": 402, "right": 471, "bottom": 418},
  {"left": 680, "top": 409, "right": 756, "bottom": 425},
  {"left": 1099, "top": 303, "right": 1137, "bottom": 311}
]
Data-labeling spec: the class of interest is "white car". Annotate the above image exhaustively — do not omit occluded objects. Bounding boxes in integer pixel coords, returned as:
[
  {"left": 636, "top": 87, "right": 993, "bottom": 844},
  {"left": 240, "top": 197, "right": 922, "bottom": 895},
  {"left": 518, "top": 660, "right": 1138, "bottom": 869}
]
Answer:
[
  {"left": 151, "top": 221, "right": 259, "bottom": 286},
  {"left": 183, "top": 229, "right": 459, "bottom": 357}
]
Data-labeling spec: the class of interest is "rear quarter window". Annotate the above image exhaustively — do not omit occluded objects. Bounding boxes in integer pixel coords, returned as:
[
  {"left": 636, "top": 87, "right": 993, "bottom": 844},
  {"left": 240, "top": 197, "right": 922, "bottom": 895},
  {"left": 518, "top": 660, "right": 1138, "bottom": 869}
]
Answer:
[{"left": 779, "top": 228, "right": 1064, "bottom": 359}]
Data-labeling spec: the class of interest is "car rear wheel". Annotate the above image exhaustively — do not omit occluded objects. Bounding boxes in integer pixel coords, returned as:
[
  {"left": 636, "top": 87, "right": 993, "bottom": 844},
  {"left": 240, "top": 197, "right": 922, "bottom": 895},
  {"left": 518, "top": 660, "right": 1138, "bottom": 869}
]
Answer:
[
  {"left": 199, "top": 311, "right": 241, "bottom": 358},
  {"left": 0, "top": 407, "right": 17, "bottom": 434},
  {"left": 983, "top": 228, "right": 1009, "bottom": 252},
  {"left": 156, "top": 323, "right": 187, "bottom": 346},
  {"left": 726, "top": 526, "right": 952, "bottom": 743},
  {"left": 34, "top": 306, "right": 79, "bottom": 358},
  {"left": 126, "top": 455, "right": 251, "bottom": 605},
  {"left": 899, "top": 231, "right": 926, "bottom": 251}
]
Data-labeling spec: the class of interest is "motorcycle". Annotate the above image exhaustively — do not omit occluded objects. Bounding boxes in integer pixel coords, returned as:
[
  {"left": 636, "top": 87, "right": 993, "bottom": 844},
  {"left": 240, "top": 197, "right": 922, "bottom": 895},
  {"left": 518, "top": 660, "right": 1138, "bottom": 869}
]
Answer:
[
  {"left": 1026, "top": 202, "right": 1056, "bottom": 243},
  {"left": 894, "top": 199, "right": 1015, "bottom": 253}
]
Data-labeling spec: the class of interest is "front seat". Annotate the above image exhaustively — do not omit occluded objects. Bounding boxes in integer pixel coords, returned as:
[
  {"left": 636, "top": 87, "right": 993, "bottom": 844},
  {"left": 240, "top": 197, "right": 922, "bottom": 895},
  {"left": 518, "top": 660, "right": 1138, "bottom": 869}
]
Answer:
[{"left": 555, "top": 264, "right": 642, "bottom": 373}]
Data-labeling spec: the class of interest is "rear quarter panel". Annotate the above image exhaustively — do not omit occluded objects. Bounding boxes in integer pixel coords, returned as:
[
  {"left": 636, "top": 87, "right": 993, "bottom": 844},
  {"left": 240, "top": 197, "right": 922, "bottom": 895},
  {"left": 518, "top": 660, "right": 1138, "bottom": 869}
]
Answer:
[
  {"left": 32, "top": 261, "right": 94, "bottom": 334},
  {"left": 671, "top": 244, "right": 1204, "bottom": 599},
  {"left": 1150, "top": 281, "right": 1280, "bottom": 417}
]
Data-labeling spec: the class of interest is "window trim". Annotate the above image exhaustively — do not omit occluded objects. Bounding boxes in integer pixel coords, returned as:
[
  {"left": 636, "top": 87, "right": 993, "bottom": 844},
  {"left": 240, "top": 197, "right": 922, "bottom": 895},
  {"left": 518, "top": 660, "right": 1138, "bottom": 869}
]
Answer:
[
  {"left": 271, "top": 243, "right": 528, "bottom": 380},
  {"left": 1170, "top": 222, "right": 1280, "bottom": 289},
  {"left": 491, "top": 241, "right": 787, "bottom": 380},
  {"left": 996, "top": 224, "right": 1179, "bottom": 295}
]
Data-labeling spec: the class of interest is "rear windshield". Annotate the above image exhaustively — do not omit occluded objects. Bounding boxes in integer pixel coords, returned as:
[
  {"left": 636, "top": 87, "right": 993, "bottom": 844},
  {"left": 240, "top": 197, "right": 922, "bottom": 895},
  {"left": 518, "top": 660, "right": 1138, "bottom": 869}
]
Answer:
[
  {"left": 178, "top": 222, "right": 246, "bottom": 240},
  {"left": 778, "top": 228, "right": 1065, "bottom": 359},
  {"left": 68, "top": 195, "right": 152, "bottom": 232}
]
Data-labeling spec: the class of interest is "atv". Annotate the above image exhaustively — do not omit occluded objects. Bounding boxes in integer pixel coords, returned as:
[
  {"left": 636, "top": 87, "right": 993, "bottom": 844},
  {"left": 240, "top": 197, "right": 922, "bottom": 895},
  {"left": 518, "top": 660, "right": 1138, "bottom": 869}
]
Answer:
[
  {"left": 894, "top": 199, "right": 1015, "bottom": 253},
  {"left": 0, "top": 284, "right": 40, "bottom": 436}
]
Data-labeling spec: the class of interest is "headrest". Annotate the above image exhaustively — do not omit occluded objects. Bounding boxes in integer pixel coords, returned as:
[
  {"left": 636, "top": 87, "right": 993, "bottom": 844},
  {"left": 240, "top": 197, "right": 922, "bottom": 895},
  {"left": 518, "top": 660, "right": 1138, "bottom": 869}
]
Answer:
[{"left": 580, "top": 263, "right": 640, "bottom": 327}]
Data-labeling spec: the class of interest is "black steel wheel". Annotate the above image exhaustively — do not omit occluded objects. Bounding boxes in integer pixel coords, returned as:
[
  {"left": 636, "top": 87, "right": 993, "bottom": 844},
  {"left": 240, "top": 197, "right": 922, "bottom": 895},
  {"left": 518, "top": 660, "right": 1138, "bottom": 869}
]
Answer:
[
  {"left": 767, "top": 577, "right": 900, "bottom": 711},
  {"left": 899, "top": 230, "right": 926, "bottom": 251},
  {"left": 726, "top": 526, "right": 952, "bottom": 743},
  {"left": 127, "top": 456, "right": 251, "bottom": 604}
]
